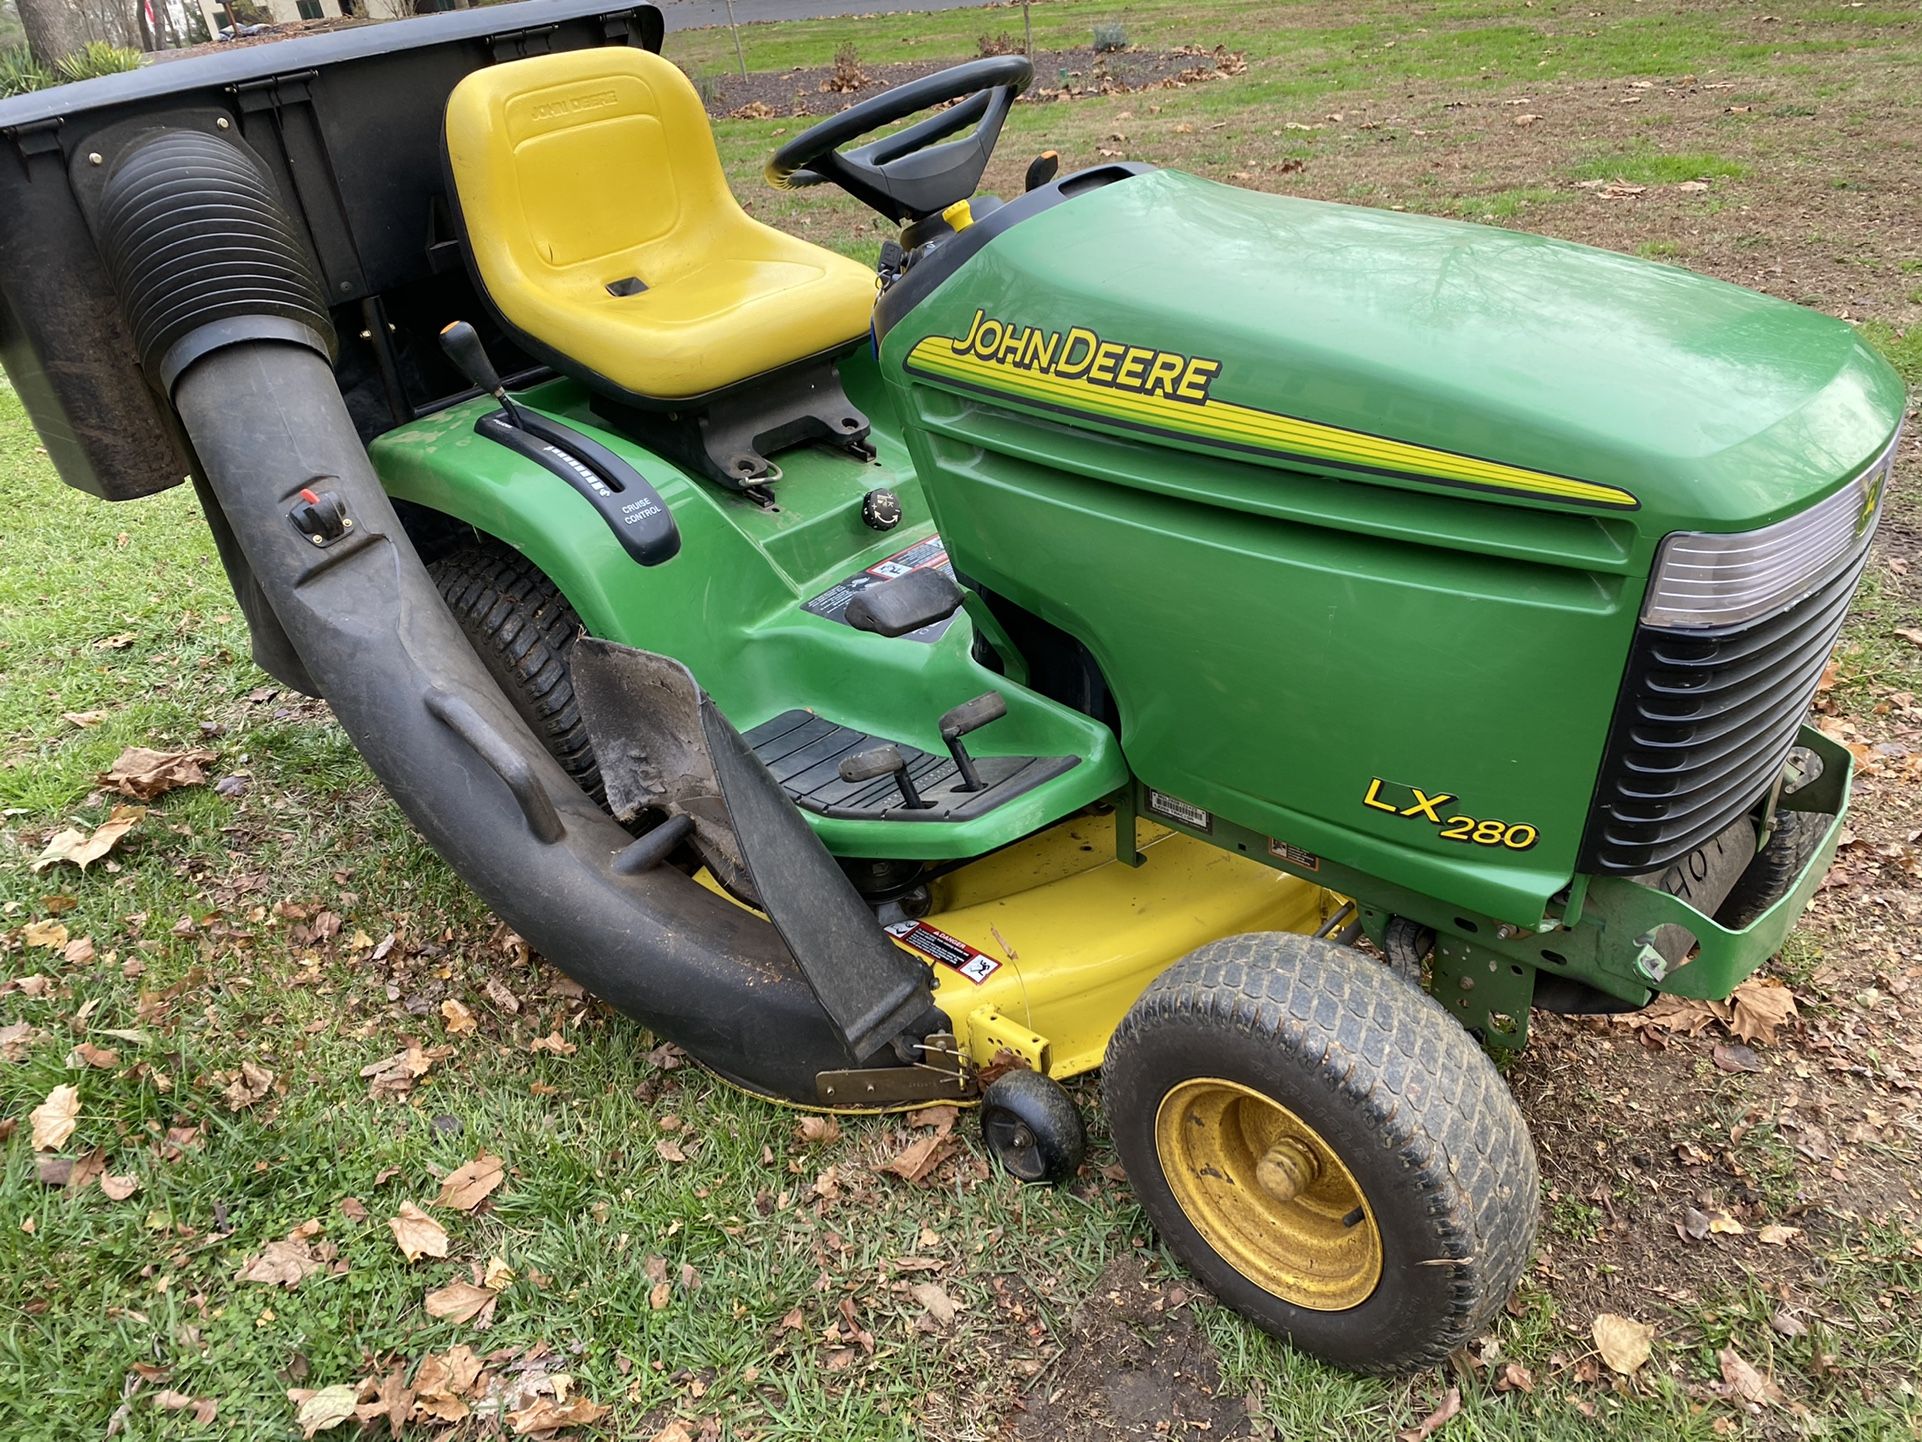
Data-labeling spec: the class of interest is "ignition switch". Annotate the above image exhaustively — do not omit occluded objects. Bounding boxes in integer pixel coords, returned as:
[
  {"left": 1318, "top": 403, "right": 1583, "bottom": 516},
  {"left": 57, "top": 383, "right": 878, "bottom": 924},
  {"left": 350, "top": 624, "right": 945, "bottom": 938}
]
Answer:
[{"left": 289, "top": 486, "right": 352, "bottom": 546}]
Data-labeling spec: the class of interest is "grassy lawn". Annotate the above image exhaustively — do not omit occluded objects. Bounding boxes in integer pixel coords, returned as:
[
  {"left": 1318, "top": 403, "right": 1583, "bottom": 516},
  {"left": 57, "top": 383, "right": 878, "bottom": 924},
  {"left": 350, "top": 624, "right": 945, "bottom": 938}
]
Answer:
[{"left": 4, "top": 0, "right": 1921, "bottom": 1437}]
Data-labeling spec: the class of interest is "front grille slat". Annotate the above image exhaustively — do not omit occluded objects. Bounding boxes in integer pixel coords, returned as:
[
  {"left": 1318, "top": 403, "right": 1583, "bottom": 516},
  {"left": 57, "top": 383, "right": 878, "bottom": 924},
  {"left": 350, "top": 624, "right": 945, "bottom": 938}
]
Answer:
[
  {"left": 1625, "top": 634, "right": 1839, "bottom": 765},
  {"left": 1579, "top": 543, "right": 1872, "bottom": 874}
]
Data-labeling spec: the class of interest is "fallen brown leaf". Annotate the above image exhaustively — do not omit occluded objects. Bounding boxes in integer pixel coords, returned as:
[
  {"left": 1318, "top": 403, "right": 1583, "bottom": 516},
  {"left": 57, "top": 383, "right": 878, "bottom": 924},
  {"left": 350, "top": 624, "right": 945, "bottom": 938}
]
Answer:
[
  {"left": 435, "top": 1152, "right": 505, "bottom": 1212},
  {"left": 224, "top": 1061, "right": 275, "bottom": 1111},
  {"left": 0, "top": 1021, "right": 41, "bottom": 1062},
  {"left": 30, "top": 1083, "right": 79, "bottom": 1150},
  {"left": 413, "top": 1344, "right": 483, "bottom": 1421},
  {"left": 528, "top": 1030, "right": 576, "bottom": 1057},
  {"left": 67, "top": 1041, "right": 119, "bottom": 1070},
  {"left": 354, "top": 1366, "right": 412, "bottom": 1436},
  {"left": 1729, "top": 978, "right": 1798, "bottom": 1045},
  {"left": 22, "top": 919, "right": 67, "bottom": 949},
  {"left": 101, "top": 746, "right": 217, "bottom": 801},
  {"left": 508, "top": 1396, "right": 608, "bottom": 1435},
  {"left": 388, "top": 1202, "right": 449, "bottom": 1261},
  {"left": 154, "top": 1388, "right": 218, "bottom": 1424},
  {"left": 424, "top": 1279, "right": 498, "bottom": 1327},
  {"left": 794, "top": 1115, "right": 841, "bottom": 1145},
  {"left": 238, "top": 1227, "right": 325, "bottom": 1288},
  {"left": 878, "top": 1132, "right": 955, "bottom": 1185},
  {"left": 1593, "top": 1312, "right": 1654, "bottom": 1375},
  {"left": 290, "top": 1384, "right": 358, "bottom": 1437},
  {"left": 99, "top": 1173, "right": 140, "bottom": 1201},
  {"left": 1396, "top": 1386, "right": 1462, "bottom": 1442},
  {"left": 909, "top": 1281, "right": 958, "bottom": 1327},
  {"left": 31, "top": 806, "right": 145, "bottom": 871},
  {"left": 1718, "top": 1346, "right": 1785, "bottom": 1406},
  {"left": 69, "top": 1146, "right": 107, "bottom": 1192},
  {"left": 1494, "top": 1361, "right": 1534, "bottom": 1393},
  {"left": 440, "top": 998, "right": 477, "bottom": 1036},
  {"left": 361, "top": 1045, "right": 438, "bottom": 1101}
]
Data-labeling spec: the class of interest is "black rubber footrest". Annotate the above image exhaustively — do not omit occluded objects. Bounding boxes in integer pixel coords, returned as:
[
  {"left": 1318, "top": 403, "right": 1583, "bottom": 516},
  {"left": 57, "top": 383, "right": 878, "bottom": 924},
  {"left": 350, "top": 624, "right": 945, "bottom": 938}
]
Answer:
[{"left": 743, "top": 709, "right": 1076, "bottom": 823}]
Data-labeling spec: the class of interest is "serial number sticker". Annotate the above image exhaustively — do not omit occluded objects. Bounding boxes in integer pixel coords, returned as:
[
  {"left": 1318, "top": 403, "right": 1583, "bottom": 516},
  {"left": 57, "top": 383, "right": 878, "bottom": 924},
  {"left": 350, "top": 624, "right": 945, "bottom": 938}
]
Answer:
[
  {"left": 1362, "top": 777, "right": 1539, "bottom": 851},
  {"left": 886, "top": 919, "right": 1001, "bottom": 983},
  {"left": 1268, "top": 838, "right": 1320, "bottom": 871},
  {"left": 1145, "top": 789, "right": 1212, "bottom": 832}
]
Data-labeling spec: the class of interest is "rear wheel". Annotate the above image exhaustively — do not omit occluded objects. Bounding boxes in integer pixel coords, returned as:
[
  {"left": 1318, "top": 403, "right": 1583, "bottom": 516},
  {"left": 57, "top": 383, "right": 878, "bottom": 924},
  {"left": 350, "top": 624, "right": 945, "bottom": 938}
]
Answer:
[
  {"left": 1103, "top": 933, "right": 1538, "bottom": 1374},
  {"left": 431, "top": 541, "right": 603, "bottom": 804}
]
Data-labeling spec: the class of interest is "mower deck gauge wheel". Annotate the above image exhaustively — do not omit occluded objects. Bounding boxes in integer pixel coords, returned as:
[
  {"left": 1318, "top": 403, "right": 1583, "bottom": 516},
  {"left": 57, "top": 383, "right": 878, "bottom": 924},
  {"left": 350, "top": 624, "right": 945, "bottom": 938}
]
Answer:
[{"left": 980, "top": 1068, "right": 1085, "bottom": 1186}]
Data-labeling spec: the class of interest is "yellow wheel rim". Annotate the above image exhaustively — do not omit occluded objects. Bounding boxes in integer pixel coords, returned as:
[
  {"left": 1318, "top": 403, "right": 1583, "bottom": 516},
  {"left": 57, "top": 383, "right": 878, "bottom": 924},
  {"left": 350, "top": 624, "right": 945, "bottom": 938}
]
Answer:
[{"left": 1154, "top": 1077, "right": 1382, "bottom": 1311}]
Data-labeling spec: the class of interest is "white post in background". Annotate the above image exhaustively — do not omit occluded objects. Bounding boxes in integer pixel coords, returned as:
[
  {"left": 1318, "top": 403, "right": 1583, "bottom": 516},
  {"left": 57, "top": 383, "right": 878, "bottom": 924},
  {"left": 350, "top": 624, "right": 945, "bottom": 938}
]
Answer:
[{"left": 724, "top": 0, "right": 748, "bottom": 79}]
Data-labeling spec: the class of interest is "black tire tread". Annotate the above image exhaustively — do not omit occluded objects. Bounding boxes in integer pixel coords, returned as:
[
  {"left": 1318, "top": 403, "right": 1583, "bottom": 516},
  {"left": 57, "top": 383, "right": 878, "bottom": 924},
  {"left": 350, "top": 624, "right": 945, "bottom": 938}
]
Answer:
[
  {"left": 981, "top": 1068, "right": 1086, "bottom": 1185},
  {"left": 1104, "top": 933, "right": 1538, "bottom": 1374},
  {"left": 1716, "top": 811, "right": 1825, "bottom": 930},
  {"left": 430, "top": 542, "right": 603, "bottom": 803}
]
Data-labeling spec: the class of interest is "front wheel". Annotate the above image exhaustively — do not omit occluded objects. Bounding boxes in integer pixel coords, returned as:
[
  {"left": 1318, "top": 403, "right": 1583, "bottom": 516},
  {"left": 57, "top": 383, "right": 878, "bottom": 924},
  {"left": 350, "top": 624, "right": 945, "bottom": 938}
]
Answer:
[{"left": 1103, "top": 933, "right": 1538, "bottom": 1374}]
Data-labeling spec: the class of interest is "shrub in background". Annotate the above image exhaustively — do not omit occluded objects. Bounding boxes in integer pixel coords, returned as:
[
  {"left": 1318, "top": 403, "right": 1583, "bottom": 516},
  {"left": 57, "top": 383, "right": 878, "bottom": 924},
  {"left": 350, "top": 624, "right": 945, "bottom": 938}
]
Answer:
[
  {"left": 0, "top": 44, "right": 52, "bottom": 96},
  {"left": 54, "top": 40, "right": 143, "bottom": 83}
]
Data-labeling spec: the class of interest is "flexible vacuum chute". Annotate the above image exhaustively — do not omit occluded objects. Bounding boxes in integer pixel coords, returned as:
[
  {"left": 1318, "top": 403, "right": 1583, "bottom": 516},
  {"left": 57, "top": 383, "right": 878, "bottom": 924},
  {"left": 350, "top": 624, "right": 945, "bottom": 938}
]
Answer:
[{"left": 89, "top": 127, "right": 937, "bottom": 1099}]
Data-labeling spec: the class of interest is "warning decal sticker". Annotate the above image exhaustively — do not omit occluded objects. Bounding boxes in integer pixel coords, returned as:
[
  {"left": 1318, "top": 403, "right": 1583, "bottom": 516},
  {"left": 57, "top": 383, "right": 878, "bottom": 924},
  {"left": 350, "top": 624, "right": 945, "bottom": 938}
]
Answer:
[
  {"left": 886, "top": 918, "right": 1001, "bottom": 983},
  {"left": 803, "top": 534, "right": 957, "bottom": 643}
]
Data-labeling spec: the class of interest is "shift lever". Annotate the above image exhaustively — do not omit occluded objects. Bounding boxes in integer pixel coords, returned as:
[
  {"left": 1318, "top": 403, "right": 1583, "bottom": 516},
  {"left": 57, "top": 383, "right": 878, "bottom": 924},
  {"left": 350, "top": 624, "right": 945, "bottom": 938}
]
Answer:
[
  {"left": 840, "top": 744, "right": 929, "bottom": 810},
  {"left": 439, "top": 320, "right": 529, "bottom": 430}
]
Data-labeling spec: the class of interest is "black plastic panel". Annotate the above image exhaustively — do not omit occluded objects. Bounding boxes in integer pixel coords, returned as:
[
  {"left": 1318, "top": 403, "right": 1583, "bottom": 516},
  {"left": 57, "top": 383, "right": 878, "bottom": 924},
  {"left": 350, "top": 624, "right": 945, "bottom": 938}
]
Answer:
[
  {"left": 1578, "top": 549, "right": 1869, "bottom": 874},
  {"left": 0, "top": 1, "right": 662, "bottom": 500},
  {"left": 744, "top": 709, "right": 1075, "bottom": 822}
]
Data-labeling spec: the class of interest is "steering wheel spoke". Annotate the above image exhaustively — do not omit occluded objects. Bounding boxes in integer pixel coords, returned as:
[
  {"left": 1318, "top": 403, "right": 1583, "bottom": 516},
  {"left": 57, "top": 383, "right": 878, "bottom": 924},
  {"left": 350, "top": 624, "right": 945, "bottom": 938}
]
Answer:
[{"left": 765, "top": 56, "right": 1033, "bottom": 224}]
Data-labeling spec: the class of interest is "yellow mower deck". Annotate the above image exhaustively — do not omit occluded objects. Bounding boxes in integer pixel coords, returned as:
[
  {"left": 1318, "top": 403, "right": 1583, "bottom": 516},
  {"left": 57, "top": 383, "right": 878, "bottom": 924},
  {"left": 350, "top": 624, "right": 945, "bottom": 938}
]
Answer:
[{"left": 703, "top": 812, "right": 1336, "bottom": 1107}]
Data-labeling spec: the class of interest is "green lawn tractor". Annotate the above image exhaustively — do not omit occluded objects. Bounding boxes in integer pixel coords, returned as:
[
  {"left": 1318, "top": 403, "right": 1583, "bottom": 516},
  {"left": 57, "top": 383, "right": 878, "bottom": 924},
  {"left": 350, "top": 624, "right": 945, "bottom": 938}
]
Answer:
[{"left": 0, "top": 2, "right": 1903, "bottom": 1373}]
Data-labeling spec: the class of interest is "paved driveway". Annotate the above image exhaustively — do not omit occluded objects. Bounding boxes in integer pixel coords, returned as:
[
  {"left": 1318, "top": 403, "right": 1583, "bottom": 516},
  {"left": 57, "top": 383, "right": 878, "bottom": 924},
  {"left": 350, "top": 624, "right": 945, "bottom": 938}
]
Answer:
[{"left": 656, "top": 0, "right": 998, "bottom": 28}]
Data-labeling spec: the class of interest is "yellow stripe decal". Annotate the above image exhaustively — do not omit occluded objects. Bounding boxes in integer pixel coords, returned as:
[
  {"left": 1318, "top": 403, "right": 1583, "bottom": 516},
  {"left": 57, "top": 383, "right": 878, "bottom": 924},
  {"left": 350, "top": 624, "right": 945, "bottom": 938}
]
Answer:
[{"left": 905, "top": 334, "right": 1637, "bottom": 511}]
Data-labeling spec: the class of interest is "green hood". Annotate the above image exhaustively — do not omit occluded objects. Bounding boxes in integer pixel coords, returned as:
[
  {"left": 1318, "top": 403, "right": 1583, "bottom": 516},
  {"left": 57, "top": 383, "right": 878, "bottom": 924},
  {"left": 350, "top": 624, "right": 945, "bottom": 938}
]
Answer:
[{"left": 892, "top": 169, "right": 1905, "bottom": 532}]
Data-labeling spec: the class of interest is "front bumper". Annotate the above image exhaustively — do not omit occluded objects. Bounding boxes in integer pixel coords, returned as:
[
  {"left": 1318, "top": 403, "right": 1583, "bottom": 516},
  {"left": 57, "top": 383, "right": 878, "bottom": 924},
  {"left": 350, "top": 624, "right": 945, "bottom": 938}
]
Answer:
[{"left": 1579, "top": 724, "right": 1851, "bottom": 1001}]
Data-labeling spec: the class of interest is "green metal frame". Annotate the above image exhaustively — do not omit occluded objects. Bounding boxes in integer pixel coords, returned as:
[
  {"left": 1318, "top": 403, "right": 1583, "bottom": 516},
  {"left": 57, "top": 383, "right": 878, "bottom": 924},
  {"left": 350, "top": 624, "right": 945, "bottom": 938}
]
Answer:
[{"left": 371, "top": 357, "right": 1126, "bottom": 862}]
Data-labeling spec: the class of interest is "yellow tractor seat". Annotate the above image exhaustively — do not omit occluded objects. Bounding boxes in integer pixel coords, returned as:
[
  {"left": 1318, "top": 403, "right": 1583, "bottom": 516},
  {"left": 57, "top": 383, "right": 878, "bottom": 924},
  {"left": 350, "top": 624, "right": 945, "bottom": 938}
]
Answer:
[{"left": 442, "top": 46, "right": 877, "bottom": 404}]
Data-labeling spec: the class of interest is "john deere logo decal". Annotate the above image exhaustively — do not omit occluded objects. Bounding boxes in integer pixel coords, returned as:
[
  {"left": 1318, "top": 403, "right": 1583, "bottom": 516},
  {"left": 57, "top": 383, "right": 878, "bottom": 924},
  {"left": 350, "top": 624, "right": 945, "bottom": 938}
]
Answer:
[
  {"left": 907, "top": 309, "right": 1639, "bottom": 512},
  {"left": 948, "top": 310, "right": 1224, "bottom": 406},
  {"left": 1857, "top": 464, "right": 1887, "bottom": 537}
]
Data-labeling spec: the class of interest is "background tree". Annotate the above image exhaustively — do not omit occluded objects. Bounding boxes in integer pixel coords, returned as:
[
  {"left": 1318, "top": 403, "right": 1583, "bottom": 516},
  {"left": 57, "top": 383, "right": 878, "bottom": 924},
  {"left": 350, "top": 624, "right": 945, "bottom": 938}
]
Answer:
[{"left": 16, "top": 0, "right": 139, "bottom": 64}]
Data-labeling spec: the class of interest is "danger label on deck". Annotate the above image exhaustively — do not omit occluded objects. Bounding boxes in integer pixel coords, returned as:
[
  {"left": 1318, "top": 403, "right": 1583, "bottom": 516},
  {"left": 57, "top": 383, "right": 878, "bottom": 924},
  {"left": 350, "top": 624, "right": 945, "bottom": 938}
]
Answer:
[
  {"left": 886, "top": 919, "right": 1000, "bottom": 983},
  {"left": 803, "top": 535, "right": 957, "bottom": 643}
]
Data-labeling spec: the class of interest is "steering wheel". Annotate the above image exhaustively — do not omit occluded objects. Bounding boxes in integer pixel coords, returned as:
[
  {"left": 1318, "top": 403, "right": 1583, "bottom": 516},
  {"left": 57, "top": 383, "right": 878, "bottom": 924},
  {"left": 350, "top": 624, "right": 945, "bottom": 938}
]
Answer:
[{"left": 766, "top": 55, "right": 1033, "bottom": 224}]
